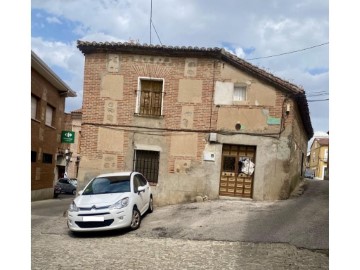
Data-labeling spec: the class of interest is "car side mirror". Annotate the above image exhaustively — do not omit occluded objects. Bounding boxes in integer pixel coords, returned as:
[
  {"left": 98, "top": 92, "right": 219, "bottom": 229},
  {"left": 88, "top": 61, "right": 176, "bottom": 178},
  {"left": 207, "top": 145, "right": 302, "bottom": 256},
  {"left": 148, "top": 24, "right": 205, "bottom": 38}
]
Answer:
[
  {"left": 137, "top": 186, "right": 146, "bottom": 194},
  {"left": 78, "top": 190, "right": 83, "bottom": 195}
]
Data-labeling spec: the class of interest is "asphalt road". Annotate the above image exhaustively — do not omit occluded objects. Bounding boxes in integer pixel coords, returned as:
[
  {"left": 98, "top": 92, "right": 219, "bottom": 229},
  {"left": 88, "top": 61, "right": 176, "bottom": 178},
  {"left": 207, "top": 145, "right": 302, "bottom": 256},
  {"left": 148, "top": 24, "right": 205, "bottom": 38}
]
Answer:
[{"left": 130, "top": 179, "right": 329, "bottom": 251}]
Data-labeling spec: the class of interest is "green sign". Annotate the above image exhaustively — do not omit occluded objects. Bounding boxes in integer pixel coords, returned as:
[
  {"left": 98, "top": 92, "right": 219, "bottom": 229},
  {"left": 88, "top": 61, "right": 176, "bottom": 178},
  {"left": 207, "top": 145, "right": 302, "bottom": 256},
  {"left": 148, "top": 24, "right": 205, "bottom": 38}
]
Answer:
[
  {"left": 267, "top": 117, "right": 281, "bottom": 125},
  {"left": 61, "top": 131, "right": 75, "bottom": 143}
]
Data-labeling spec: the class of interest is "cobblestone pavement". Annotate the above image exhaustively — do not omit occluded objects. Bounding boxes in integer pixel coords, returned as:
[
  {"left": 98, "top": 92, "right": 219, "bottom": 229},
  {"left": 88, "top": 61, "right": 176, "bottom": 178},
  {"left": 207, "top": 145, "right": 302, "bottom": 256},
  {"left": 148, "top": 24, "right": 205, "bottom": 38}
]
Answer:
[{"left": 32, "top": 215, "right": 328, "bottom": 270}]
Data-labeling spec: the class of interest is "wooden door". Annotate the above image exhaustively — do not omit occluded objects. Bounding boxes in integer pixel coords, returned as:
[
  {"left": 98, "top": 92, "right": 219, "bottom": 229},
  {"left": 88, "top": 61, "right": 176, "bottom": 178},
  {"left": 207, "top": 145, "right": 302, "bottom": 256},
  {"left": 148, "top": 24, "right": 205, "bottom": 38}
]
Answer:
[{"left": 219, "top": 144, "right": 256, "bottom": 198}]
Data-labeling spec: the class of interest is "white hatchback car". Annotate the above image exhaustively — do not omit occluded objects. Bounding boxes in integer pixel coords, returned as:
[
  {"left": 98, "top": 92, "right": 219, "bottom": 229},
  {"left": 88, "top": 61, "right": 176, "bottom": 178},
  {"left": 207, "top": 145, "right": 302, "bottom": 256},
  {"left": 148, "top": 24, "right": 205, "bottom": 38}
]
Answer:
[{"left": 67, "top": 171, "right": 153, "bottom": 232}]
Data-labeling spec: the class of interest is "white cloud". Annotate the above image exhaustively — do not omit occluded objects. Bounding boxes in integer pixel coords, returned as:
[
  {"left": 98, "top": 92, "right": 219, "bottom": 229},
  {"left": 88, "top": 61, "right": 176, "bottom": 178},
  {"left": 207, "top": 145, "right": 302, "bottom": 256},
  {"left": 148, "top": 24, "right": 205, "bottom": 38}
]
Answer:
[
  {"left": 235, "top": 48, "right": 246, "bottom": 59},
  {"left": 46, "top": 16, "right": 62, "bottom": 24}
]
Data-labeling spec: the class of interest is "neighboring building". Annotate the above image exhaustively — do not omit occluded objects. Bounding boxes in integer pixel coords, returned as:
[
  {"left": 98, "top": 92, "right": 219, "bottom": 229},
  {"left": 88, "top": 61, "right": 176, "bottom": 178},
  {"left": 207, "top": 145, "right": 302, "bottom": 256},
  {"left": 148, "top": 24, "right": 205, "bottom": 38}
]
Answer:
[
  {"left": 76, "top": 41, "right": 313, "bottom": 206},
  {"left": 63, "top": 109, "right": 83, "bottom": 178},
  {"left": 309, "top": 137, "right": 329, "bottom": 180},
  {"left": 31, "top": 51, "right": 76, "bottom": 201}
]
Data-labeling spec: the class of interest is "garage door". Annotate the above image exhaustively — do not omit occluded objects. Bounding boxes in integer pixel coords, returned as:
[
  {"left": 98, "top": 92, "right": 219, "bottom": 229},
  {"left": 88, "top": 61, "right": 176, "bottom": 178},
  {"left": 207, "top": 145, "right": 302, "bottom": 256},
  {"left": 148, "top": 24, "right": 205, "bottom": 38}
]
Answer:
[{"left": 219, "top": 144, "right": 256, "bottom": 198}]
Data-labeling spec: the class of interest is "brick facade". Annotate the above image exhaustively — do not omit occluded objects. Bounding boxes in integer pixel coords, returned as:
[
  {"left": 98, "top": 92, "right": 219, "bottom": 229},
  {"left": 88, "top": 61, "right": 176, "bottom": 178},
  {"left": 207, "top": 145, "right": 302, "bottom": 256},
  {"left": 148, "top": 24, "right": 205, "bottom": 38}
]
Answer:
[
  {"left": 77, "top": 43, "right": 313, "bottom": 205},
  {"left": 31, "top": 51, "right": 76, "bottom": 201}
]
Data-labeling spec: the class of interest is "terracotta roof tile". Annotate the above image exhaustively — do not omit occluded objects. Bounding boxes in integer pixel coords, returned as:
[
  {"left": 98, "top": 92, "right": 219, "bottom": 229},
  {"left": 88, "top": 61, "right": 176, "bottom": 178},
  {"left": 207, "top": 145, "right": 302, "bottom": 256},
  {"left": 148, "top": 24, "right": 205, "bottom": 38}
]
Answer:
[
  {"left": 316, "top": 138, "right": 329, "bottom": 146},
  {"left": 71, "top": 108, "right": 82, "bottom": 114}
]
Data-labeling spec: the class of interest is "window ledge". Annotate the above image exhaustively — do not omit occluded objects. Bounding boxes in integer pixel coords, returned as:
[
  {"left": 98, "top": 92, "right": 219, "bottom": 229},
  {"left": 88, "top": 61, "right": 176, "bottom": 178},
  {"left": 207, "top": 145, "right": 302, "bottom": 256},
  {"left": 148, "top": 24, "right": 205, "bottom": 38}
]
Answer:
[
  {"left": 31, "top": 118, "right": 41, "bottom": 123},
  {"left": 233, "top": 101, "right": 248, "bottom": 105},
  {"left": 45, "top": 124, "right": 56, "bottom": 130},
  {"left": 134, "top": 113, "right": 164, "bottom": 119}
]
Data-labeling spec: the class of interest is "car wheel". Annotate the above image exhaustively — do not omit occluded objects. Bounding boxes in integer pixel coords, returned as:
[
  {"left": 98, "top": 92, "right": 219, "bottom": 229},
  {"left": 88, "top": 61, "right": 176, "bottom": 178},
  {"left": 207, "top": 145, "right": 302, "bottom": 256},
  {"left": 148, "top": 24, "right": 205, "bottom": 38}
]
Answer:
[
  {"left": 130, "top": 208, "right": 141, "bottom": 230},
  {"left": 72, "top": 189, "right": 76, "bottom": 195},
  {"left": 147, "top": 196, "right": 154, "bottom": 213}
]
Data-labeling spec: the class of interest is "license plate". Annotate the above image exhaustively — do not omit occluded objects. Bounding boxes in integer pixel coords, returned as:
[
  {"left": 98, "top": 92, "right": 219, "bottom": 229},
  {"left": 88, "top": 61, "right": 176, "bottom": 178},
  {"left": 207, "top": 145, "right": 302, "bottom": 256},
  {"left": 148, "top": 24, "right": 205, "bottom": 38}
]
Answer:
[{"left": 82, "top": 216, "right": 104, "bottom": 222}]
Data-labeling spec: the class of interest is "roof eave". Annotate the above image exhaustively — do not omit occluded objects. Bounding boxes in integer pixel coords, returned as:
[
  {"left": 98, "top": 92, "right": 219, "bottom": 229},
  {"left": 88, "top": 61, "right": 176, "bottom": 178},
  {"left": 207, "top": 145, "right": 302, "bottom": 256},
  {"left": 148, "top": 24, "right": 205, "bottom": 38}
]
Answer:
[{"left": 31, "top": 51, "right": 77, "bottom": 98}]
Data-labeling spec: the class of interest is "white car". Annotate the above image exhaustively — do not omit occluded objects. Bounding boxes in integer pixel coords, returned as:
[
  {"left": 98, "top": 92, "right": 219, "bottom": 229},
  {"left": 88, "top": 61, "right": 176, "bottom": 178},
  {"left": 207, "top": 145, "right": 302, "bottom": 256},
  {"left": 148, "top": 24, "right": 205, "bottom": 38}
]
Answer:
[{"left": 67, "top": 171, "right": 153, "bottom": 232}]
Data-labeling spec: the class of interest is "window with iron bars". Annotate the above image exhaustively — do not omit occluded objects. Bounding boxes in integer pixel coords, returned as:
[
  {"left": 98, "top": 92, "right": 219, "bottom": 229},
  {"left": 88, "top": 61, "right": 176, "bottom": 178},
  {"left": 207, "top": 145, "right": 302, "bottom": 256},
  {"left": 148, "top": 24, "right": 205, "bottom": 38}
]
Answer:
[
  {"left": 136, "top": 79, "right": 164, "bottom": 116},
  {"left": 134, "top": 150, "right": 160, "bottom": 184}
]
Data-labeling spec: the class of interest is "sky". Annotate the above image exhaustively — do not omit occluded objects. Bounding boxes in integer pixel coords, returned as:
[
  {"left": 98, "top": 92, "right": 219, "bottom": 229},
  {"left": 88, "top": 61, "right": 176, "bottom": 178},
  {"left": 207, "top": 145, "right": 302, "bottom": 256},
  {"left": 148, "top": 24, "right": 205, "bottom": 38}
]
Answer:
[{"left": 30, "top": 0, "right": 329, "bottom": 137}]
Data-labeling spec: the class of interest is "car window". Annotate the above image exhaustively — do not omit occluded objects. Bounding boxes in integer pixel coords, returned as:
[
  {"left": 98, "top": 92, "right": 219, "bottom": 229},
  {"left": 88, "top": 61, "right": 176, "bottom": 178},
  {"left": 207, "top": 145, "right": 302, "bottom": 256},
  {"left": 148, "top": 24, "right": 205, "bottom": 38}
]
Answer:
[
  {"left": 82, "top": 176, "right": 131, "bottom": 195},
  {"left": 133, "top": 175, "right": 141, "bottom": 193},
  {"left": 59, "top": 179, "right": 68, "bottom": 184},
  {"left": 138, "top": 174, "right": 148, "bottom": 186}
]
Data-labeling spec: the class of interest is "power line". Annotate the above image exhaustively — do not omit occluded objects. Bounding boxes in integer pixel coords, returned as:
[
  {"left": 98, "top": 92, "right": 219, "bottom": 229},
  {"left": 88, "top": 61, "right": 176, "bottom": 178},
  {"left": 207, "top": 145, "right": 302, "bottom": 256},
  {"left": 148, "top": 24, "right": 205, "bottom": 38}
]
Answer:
[
  {"left": 150, "top": 0, "right": 152, "bottom": 44},
  {"left": 307, "top": 90, "right": 328, "bottom": 94},
  {"left": 149, "top": 0, "right": 163, "bottom": 45},
  {"left": 308, "top": 98, "right": 329, "bottom": 102},
  {"left": 245, "top": 42, "right": 329, "bottom": 61},
  {"left": 152, "top": 21, "right": 163, "bottom": 45},
  {"left": 307, "top": 92, "right": 329, "bottom": 97}
]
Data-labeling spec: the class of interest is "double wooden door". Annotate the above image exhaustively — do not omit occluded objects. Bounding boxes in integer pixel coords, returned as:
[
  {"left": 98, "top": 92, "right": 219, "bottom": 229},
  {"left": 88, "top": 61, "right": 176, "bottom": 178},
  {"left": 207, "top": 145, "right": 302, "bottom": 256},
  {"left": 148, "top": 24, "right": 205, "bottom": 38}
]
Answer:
[{"left": 219, "top": 144, "right": 256, "bottom": 198}]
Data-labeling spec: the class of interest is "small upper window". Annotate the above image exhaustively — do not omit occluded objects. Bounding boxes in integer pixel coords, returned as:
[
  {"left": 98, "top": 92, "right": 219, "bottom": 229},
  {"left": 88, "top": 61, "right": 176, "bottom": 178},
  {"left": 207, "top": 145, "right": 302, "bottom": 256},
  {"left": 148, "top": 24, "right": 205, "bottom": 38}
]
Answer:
[
  {"left": 136, "top": 79, "right": 164, "bottom": 117},
  {"left": 31, "top": 95, "right": 39, "bottom": 119},
  {"left": 45, "top": 105, "right": 55, "bottom": 126},
  {"left": 31, "top": 151, "right": 37, "bottom": 162},
  {"left": 42, "top": 153, "right": 53, "bottom": 164},
  {"left": 233, "top": 85, "right": 246, "bottom": 101}
]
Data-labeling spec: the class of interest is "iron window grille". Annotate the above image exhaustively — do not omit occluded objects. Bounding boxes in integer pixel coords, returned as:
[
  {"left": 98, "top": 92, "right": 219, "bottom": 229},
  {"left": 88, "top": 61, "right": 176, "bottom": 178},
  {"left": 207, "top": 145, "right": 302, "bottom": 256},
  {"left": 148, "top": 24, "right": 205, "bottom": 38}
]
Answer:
[
  {"left": 134, "top": 150, "right": 160, "bottom": 184},
  {"left": 136, "top": 79, "right": 164, "bottom": 117}
]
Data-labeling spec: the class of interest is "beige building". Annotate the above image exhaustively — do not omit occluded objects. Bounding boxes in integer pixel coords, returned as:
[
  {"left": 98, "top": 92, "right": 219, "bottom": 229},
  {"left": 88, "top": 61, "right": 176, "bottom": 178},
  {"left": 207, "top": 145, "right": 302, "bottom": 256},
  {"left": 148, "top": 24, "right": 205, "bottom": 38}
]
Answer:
[
  {"left": 31, "top": 51, "right": 76, "bottom": 201},
  {"left": 76, "top": 41, "right": 313, "bottom": 206},
  {"left": 309, "top": 138, "right": 329, "bottom": 180}
]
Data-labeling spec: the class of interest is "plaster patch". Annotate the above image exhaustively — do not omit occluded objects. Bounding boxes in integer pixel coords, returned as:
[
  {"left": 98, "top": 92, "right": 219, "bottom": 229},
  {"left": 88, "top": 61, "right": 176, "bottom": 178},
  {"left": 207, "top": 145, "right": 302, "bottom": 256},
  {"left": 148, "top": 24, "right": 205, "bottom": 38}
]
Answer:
[
  {"left": 214, "top": 81, "right": 233, "bottom": 105},
  {"left": 170, "top": 133, "right": 198, "bottom": 157},
  {"left": 184, "top": 58, "right": 197, "bottom": 77},
  {"left": 100, "top": 74, "right": 123, "bottom": 100},
  {"left": 178, "top": 79, "right": 202, "bottom": 103},
  {"left": 107, "top": 54, "right": 120, "bottom": 72},
  {"left": 174, "top": 160, "right": 192, "bottom": 173},
  {"left": 97, "top": 127, "right": 124, "bottom": 153},
  {"left": 104, "top": 100, "right": 117, "bottom": 124},
  {"left": 181, "top": 106, "right": 194, "bottom": 129},
  {"left": 217, "top": 108, "right": 267, "bottom": 130},
  {"left": 102, "top": 154, "right": 117, "bottom": 170}
]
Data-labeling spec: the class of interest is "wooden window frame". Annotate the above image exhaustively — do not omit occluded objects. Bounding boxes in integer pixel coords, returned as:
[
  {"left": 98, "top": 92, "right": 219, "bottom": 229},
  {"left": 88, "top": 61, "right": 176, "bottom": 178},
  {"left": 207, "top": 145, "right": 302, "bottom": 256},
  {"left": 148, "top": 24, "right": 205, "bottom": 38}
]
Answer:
[
  {"left": 135, "top": 77, "right": 164, "bottom": 117},
  {"left": 233, "top": 84, "right": 247, "bottom": 102},
  {"left": 45, "top": 104, "right": 55, "bottom": 127},
  {"left": 31, "top": 95, "right": 40, "bottom": 120}
]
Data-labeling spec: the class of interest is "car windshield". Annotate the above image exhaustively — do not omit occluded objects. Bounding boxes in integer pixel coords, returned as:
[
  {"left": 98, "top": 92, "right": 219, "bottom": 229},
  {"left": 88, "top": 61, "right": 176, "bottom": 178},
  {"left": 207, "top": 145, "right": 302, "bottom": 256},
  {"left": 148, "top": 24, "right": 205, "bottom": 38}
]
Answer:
[{"left": 82, "top": 176, "right": 130, "bottom": 195}]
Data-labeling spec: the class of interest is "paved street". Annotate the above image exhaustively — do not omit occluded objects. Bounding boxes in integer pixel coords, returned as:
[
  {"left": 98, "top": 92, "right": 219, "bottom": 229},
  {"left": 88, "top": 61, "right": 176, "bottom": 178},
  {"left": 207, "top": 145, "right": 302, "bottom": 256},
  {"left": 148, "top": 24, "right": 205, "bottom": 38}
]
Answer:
[{"left": 32, "top": 179, "right": 329, "bottom": 269}]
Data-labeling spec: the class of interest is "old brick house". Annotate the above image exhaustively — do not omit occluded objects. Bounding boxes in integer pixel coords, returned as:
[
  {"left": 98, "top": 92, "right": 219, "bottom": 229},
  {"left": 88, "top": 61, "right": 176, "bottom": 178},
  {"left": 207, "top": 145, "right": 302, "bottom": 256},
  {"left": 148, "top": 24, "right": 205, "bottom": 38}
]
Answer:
[
  {"left": 77, "top": 41, "right": 313, "bottom": 206},
  {"left": 31, "top": 51, "right": 76, "bottom": 201}
]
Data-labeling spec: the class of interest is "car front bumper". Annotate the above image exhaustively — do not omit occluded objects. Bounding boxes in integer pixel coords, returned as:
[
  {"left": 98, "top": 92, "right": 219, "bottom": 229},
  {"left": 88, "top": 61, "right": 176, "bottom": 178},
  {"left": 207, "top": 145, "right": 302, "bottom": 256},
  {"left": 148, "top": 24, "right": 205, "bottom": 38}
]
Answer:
[{"left": 67, "top": 206, "right": 133, "bottom": 232}]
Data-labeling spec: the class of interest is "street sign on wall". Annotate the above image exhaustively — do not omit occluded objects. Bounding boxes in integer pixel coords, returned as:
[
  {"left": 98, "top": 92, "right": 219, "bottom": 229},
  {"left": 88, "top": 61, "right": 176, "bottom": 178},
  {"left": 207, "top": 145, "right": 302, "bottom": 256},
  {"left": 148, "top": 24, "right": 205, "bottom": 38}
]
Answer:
[{"left": 61, "top": 131, "right": 75, "bottom": 143}]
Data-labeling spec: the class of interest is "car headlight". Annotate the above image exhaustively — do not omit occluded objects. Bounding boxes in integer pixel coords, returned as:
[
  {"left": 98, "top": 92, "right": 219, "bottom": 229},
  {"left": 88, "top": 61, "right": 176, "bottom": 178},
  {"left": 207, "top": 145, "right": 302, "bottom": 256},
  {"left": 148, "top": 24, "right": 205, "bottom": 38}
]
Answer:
[
  {"left": 69, "top": 201, "right": 79, "bottom": 212},
  {"left": 109, "top": 197, "right": 129, "bottom": 210}
]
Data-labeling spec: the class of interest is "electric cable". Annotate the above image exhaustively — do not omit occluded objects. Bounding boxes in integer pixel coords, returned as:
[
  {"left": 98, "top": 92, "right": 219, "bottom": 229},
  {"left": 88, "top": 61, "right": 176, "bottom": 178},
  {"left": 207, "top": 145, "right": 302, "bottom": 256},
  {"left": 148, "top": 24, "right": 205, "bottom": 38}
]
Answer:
[{"left": 245, "top": 42, "right": 329, "bottom": 61}]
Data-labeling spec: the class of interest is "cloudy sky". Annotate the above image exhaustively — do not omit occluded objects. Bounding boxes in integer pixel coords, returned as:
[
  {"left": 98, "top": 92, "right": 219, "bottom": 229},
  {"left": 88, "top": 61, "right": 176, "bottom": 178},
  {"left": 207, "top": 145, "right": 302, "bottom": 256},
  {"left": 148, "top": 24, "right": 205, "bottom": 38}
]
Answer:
[{"left": 31, "top": 0, "right": 329, "bottom": 136}]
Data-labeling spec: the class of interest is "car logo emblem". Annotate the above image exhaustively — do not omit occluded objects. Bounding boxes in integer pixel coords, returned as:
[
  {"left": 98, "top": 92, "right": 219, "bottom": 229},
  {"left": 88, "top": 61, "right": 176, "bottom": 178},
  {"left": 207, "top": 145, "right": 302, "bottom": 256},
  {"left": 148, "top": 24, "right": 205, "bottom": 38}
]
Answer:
[{"left": 91, "top": 205, "right": 96, "bottom": 211}]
